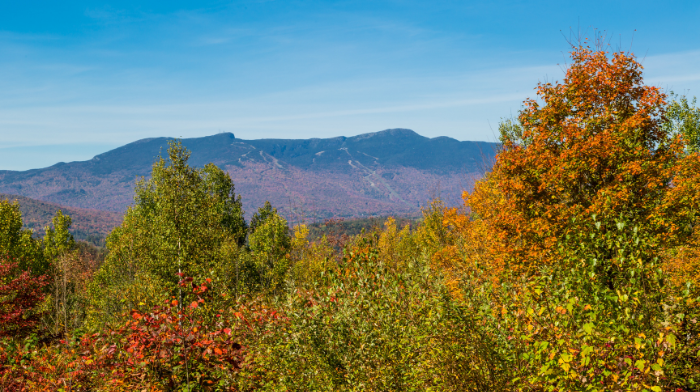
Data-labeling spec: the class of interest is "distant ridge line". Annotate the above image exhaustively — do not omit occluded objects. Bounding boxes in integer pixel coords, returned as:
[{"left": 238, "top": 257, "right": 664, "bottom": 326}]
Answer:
[{"left": 0, "top": 129, "right": 499, "bottom": 221}]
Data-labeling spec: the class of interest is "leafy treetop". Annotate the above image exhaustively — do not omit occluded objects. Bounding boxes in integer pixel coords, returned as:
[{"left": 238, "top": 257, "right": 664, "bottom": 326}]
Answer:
[
  {"left": 91, "top": 141, "right": 248, "bottom": 317},
  {"left": 470, "top": 44, "right": 700, "bottom": 273},
  {"left": 664, "top": 93, "right": 700, "bottom": 154}
]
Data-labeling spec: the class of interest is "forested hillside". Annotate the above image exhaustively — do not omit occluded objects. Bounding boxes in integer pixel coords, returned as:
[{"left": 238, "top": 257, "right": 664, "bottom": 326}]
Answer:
[
  {"left": 2, "top": 44, "right": 700, "bottom": 391},
  {"left": 0, "top": 194, "right": 121, "bottom": 246},
  {"left": 0, "top": 129, "right": 496, "bottom": 220}
]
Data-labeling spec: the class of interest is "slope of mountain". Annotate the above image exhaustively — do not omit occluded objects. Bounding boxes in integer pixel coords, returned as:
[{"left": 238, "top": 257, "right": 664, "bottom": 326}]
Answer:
[
  {"left": 0, "top": 193, "right": 122, "bottom": 246},
  {"left": 0, "top": 129, "right": 498, "bottom": 221}
]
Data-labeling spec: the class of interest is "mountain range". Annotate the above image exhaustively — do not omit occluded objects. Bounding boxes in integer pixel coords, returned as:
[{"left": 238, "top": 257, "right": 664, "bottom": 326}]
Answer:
[{"left": 0, "top": 129, "right": 498, "bottom": 224}]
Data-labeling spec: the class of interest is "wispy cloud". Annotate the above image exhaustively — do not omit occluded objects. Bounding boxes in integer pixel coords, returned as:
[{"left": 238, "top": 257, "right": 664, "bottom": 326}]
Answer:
[
  {"left": 642, "top": 50, "right": 700, "bottom": 93},
  {"left": 0, "top": 60, "right": 551, "bottom": 150},
  {"left": 84, "top": 6, "right": 130, "bottom": 21},
  {"left": 1, "top": 0, "right": 699, "bottom": 170}
]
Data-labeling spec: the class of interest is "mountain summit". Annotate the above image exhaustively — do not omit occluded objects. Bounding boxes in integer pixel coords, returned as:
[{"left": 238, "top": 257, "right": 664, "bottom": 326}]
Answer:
[{"left": 0, "top": 130, "right": 498, "bottom": 220}]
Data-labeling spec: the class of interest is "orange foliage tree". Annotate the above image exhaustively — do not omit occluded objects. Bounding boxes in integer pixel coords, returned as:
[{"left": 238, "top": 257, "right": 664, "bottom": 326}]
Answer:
[
  {"left": 431, "top": 42, "right": 700, "bottom": 390},
  {"left": 467, "top": 43, "right": 700, "bottom": 275}
]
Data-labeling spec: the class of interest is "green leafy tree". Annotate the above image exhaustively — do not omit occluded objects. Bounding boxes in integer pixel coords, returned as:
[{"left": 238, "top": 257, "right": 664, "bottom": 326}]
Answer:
[
  {"left": 43, "top": 210, "right": 75, "bottom": 262},
  {"left": 0, "top": 200, "right": 44, "bottom": 274},
  {"left": 244, "top": 236, "right": 490, "bottom": 391},
  {"left": 249, "top": 201, "right": 276, "bottom": 234},
  {"left": 248, "top": 202, "right": 291, "bottom": 293},
  {"left": 664, "top": 93, "right": 700, "bottom": 153},
  {"left": 88, "top": 141, "right": 247, "bottom": 323}
]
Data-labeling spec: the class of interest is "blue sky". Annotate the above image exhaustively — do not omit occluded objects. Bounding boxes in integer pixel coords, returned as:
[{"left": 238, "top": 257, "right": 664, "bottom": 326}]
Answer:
[{"left": 1, "top": 0, "right": 700, "bottom": 170}]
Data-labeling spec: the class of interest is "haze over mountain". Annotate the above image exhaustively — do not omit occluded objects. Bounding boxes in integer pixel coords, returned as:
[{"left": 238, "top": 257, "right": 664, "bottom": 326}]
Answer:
[{"left": 0, "top": 129, "right": 498, "bottom": 222}]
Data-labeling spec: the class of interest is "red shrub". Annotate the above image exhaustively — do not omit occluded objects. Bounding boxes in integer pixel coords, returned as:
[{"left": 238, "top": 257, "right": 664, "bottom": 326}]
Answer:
[{"left": 0, "top": 259, "right": 47, "bottom": 338}]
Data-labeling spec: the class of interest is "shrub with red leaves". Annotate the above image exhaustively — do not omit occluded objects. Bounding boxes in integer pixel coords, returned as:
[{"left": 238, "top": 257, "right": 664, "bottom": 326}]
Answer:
[
  {"left": 0, "top": 273, "right": 286, "bottom": 391},
  {"left": 82, "top": 275, "right": 254, "bottom": 390},
  {"left": 0, "top": 259, "right": 47, "bottom": 338}
]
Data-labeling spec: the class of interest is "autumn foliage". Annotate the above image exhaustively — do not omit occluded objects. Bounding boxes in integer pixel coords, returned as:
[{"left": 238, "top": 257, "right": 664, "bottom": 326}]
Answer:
[
  {"left": 435, "top": 42, "right": 700, "bottom": 390},
  {"left": 467, "top": 44, "right": 700, "bottom": 275},
  {"left": 3, "top": 40, "right": 700, "bottom": 391},
  {"left": 0, "top": 259, "right": 47, "bottom": 338},
  {"left": 0, "top": 274, "right": 286, "bottom": 391}
]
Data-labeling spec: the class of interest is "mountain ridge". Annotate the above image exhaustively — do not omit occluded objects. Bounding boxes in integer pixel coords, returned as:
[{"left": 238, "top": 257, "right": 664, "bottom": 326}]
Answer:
[{"left": 0, "top": 129, "right": 498, "bottom": 220}]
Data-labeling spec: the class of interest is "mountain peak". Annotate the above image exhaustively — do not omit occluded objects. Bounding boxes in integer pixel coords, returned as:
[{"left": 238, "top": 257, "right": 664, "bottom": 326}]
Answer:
[{"left": 350, "top": 128, "right": 422, "bottom": 141}]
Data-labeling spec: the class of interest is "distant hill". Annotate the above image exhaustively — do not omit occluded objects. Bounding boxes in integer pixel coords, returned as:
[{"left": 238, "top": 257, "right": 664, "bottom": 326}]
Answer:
[
  {"left": 0, "top": 129, "right": 498, "bottom": 221},
  {"left": 0, "top": 193, "right": 122, "bottom": 246}
]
